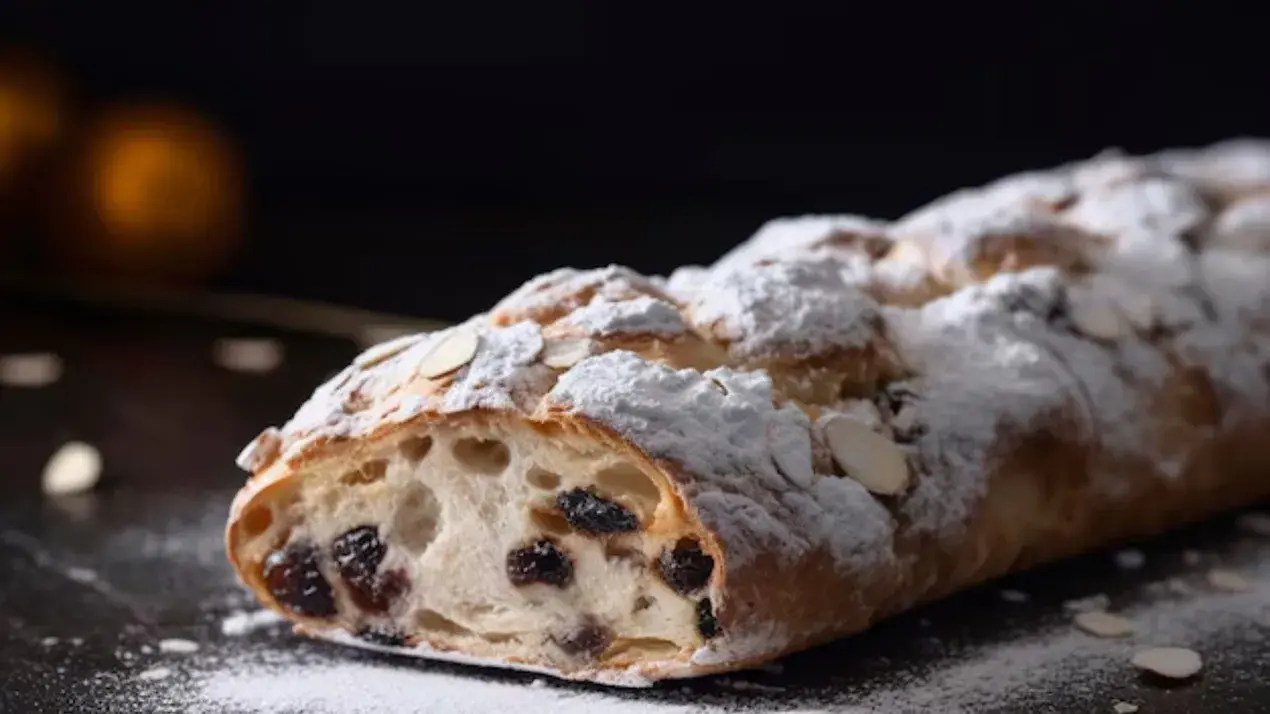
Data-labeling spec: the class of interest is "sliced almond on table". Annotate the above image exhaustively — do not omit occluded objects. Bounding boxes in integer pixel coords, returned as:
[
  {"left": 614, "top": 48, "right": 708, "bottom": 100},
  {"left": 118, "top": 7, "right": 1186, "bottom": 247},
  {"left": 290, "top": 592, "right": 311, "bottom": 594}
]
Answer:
[
  {"left": 417, "top": 329, "right": 479, "bottom": 379},
  {"left": 1131, "top": 646, "right": 1203, "bottom": 680},
  {"left": 822, "top": 414, "right": 911, "bottom": 496},
  {"left": 542, "top": 339, "right": 595, "bottom": 369},
  {"left": 1073, "top": 610, "right": 1135, "bottom": 638},
  {"left": 214, "top": 338, "right": 284, "bottom": 374},
  {"left": 354, "top": 333, "right": 423, "bottom": 369},
  {"left": 41, "top": 441, "right": 103, "bottom": 497},
  {"left": 0, "top": 352, "right": 63, "bottom": 388},
  {"left": 1206, "top": 568, "right": 1254, "bottom": 593}
]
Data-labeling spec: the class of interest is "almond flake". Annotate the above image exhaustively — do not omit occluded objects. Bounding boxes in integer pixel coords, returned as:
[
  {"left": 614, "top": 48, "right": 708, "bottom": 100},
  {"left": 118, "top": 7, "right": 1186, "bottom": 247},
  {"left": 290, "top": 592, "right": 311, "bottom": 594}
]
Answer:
[
  {"left": 417, "top": 329, "right": 479, "bottom": 379},
  {"left": 235, "top": 427, "right": 282, "bottom": 473},
  {"left": 0, "top": 352, "right": 63, "bottom": 388},
  {"left": 1131, "top": 646, "right": 1202, "bottom": 679},
  {"left": 542, "top": 338, "right": 595, "bottom": 369},
  {"left": 1206, "top": 568, "right": 1254, "bottom": 593},
  {"left": 1067, "top": 294, "right": 1129, "bottom": 340},
  {"left": 822, "top": 414, "right": 910, "bottom": 496},
  {"left": 1073, "top": 610, "right": 1135, "bottom": 638},
  {"left": 354, "top": 333, "right": 423, "bottom": 369},
  {"left": 214, "top": 338, "right": 284, "bottom": 374},
  {"left": 41, "top": 441, "right": 103, "bottom": 497}
]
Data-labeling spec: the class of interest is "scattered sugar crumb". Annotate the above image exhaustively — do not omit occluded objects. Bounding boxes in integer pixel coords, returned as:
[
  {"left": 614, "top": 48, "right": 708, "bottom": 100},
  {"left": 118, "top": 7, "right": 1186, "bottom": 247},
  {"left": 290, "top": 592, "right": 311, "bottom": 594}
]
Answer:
[
  {"left": 528, "top": 678, "right": 548, "bottom": 689},
  {"left": 40, "top": 636, "right": 58, "bottom": 647},
  {"left": 1113, "top": 702, "right": 1139, "bottom": 713},
  {"left": 1063, "top": 594, "right": 1111, "bottom": 613},
  {"left": 158, "top": 638, "right": 200, "bottom": 654},
  {"left": 136, "top": 667, "right": 172, "bottom": 682},
  {"left": 1114, "top": 548, "right": 1146, "bottom": 570},
  {"left": 0, "top": 352, "right": 63, "bottom": 387},
  {"left": 1236, "top": 512, "right": 1270, "bottom": 537},
  {"left": 1000, "top": 589, "right": 1030, "bottom": 603},
  {"left": 41, "top": 441, "right": 102, "bottom": 497},
  {"left": 69, "top": 637, "right": 83, "bottom": 646},
  {"left": 220, "top": 609, "right": 284, "bottom": 636},
  {"left": 140, "top": 645, "right": 153, "bottom": 654},
  {"left": 213, "top": 338, "right": 284, "bottom": 374}
]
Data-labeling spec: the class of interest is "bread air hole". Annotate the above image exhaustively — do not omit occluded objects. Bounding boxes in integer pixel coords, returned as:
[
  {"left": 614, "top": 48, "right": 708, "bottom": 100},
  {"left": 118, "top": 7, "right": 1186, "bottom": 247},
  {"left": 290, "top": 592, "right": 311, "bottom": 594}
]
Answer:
[
  {"left": 415, "top": 609, "right": 473, "bottom": 637},
  {"left": 529, "top": 507, "right": 572, "bottom": 537},
  {"left": 391, "top": 482, "right": 441, "bottom": 553},
  {"left": 241, "top": 505, "right": 273, "bottom": 537},
  {"left": 340, "top": 459, "right": 388, "bottom": 487},
  {"left": 526, "top": 466, "right": 561, "bottom": 490},
  {"left": 452, "top": 438, "right": 510, "bottom": 475},
  {"left": 600, "top": 637, "right": 681, "bottom": 662},
  {"left": 595, "top": 463, "right": 662, "bottom": 518},
  {"left": 399, "top": 435, "right": 433, "bottom": 462}
]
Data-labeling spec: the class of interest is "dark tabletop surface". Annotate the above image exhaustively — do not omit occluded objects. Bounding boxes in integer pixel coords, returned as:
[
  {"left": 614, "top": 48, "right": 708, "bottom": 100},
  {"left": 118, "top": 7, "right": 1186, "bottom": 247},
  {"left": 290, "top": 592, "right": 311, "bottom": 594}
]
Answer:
[{"left": 3, "top": 289, "right": 1270, "bottom": 714}]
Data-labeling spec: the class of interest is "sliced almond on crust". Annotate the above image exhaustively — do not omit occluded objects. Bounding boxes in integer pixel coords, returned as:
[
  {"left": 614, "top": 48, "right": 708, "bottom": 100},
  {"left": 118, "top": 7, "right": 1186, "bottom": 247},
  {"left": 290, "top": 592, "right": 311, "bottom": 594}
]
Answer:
[
  {"left": 1067, "top": 291, "right": 1129, "bottom": 340},
  {"left": 417, "top": 329, "right": 479, "bottom": 379},
  {"left": 235, "top": 427, "right": 283, "bottom": 473},
  {"left": 1206, "top": 568, "right": 1254, "bottom": 593},
  {"left": 543, "top": 338, "right": 595, "bottom": 369},
  {"left": 822, "top": 415, "right": 910, "bottom": 496},
  {"left": 1073, "top": 610, "right": 1135, "bottom": 638},
  {"left": 1131, "top": 647, "right": 1202, "bottom": 679},
  {"left": 354, "top": 333, "right": 423, "bottom": 369}
]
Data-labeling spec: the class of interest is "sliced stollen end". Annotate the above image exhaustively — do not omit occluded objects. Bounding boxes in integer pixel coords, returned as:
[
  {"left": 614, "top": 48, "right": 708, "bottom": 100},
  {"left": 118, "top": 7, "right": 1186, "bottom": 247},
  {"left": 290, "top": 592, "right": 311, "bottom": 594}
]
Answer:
[
  {"left": 226, "top": 347, "right": 902, "bottom": 685},
  {"left": 226, "top": 410, "right": 732, "bottom": 683}
]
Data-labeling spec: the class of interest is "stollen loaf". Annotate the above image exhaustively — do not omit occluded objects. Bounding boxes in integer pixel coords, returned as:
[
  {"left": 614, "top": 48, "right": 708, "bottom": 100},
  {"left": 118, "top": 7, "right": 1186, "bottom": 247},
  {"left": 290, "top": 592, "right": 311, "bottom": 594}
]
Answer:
[{"left": 226, "top": 140, "right": 1270, "bottom": 687}]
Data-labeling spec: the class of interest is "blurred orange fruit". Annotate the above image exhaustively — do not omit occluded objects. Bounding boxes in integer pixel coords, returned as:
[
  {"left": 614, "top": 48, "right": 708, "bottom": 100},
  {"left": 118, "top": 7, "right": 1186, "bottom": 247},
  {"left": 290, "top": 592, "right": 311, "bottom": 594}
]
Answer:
[{"left": 52, "top": 104, "right": 244, "bottom": 284}]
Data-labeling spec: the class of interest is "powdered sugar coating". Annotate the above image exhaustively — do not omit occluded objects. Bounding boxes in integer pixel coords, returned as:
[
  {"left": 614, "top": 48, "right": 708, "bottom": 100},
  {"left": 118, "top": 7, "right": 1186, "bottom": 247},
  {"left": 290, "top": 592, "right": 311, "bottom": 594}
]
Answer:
[
  {"left": 552, "top": 296, "right": 688, "bottom": 337},
  {"left": 491, "top": 265, "right": 669, "bottom": 326},
  {"left": 711, "top": 215, "right": 891, "bottom": 275},
  {"left": 687, "top": 259, "right": 880, "bottom": 360},
  {"left": 1207, "top": 194, "right": 1270, "bottom": 252},
  {"left": 546, "top": 350, "right": 895, "bottom": 572},
  {"left": 442, "top": 321, "right": 550, "bottom": 413}
]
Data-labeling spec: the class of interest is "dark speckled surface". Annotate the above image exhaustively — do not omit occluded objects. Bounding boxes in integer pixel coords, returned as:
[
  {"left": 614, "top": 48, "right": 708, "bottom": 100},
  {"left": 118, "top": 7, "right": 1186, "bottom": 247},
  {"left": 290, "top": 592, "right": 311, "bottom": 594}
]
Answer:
[{"left": 2, "top": 291, "right": 1270, "bottom": 713}]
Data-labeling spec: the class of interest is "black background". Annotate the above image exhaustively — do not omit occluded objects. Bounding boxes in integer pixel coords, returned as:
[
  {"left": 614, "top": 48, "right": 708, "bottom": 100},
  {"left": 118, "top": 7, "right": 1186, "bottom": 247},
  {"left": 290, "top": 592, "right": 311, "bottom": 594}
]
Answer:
[{"left": 2, "top": 3, "right": 1268, "bottom": 321}]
